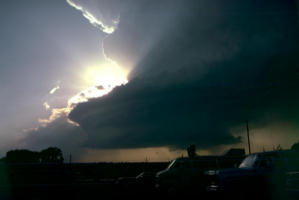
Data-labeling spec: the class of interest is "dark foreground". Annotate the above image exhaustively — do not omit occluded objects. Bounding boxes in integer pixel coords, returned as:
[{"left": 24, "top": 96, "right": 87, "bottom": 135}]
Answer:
[
  {"left": 0, "top": 182, "right": 298, "bottom": 200},
  {"left": 0, "top": 162, "right": 298, "bottom": 200}
]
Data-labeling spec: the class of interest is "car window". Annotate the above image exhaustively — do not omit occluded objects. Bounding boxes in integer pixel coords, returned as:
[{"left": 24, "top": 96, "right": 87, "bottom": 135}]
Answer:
[
  {"left": 260, "top": 153, "right": 284, "bottom": 169},
  {"left": 260, "top": 157, "right": 277, "bottom": 169},
  {"left": 167, "top": 160, "right": 191, "bottom": 169},
  {"left": 239, "top": 154, "right": 258, "bottom": 169}
]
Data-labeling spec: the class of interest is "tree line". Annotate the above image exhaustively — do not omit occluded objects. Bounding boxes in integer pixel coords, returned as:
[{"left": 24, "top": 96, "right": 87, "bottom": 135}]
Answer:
[
  {"left": 0, "top": 141, "right": 298, "bottom": 164},
  {"left": 0, "top": 147, "right": 64, "bottom": 164}
]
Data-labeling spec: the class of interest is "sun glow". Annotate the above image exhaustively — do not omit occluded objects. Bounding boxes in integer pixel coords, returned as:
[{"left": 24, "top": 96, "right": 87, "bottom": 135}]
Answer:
[
  {"left": 84, "top": 62, "right": 128, "bottom": 88},
  {"left": 37, "top": 61, "right": 128, "bottom": 127},
  {"left": 68, "top": 61, "right": 128, "bottom": 106}
]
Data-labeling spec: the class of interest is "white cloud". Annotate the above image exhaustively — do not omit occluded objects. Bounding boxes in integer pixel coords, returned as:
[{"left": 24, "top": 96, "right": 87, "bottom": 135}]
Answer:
[
  {"left": 66, "top": 0, "right": 118, "bottom": 34},
  {"left": 38, "top": 107, "right": 75, "bottom": 126},
  {"left": 43, "top": 102, "right": 50, "bottom": 110},
  {"left": 49, "top": 85, "right": 60, "bottom": 94}
]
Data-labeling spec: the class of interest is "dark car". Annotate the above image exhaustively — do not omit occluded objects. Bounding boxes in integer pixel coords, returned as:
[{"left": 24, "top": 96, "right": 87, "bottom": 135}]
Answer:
[
  {"left": 156, "top": 149, "right": 244, "bottom": 196},
  {"left": 205, "top": 150, "right": 299, "bottom": 199},
  {"left": 115, "top": 171, "right": 157, "bottom": 195},
  {"left": 155, "top": 157, "right": 214, "bottom": 196}
]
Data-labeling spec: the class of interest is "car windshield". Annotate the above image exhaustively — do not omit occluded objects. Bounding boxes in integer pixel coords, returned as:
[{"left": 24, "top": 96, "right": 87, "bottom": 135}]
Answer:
[{"left": 239, "top": 154, "right": 258, "bottom": 169}]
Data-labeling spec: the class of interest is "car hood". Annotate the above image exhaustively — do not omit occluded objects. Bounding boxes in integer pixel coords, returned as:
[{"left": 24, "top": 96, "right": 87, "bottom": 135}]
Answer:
[
  {"left": 156, "top": 169, "right": 168, "bottom": 177},
  {"left": 206, "top": 168, "right": 255, "bottom": 178}
]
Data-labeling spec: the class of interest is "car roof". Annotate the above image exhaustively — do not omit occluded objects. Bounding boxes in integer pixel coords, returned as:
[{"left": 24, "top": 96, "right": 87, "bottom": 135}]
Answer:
[
  {"left": 174, "top": 156, "right": 221, "bottom": 162},
  {"left": 248, "top": 149, "right": 299, "bottom": 158}
]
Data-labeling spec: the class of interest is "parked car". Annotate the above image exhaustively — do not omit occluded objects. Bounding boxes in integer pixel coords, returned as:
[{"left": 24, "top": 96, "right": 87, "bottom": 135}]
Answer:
[
  {"left": 156, "top": 149, "right": 244, "bottom": 196},
  {"left": 115, "top": 171, "right": 157, "bottom": 195},
  {"left": 156, "top": 157, "right": 213, "bottom": 196},
  {"left": 205, "top": 150, "right": 299, "bottom": 199}
]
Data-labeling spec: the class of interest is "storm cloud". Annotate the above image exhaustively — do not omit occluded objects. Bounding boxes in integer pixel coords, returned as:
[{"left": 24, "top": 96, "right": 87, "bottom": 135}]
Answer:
[
  {"left": 68, "top": 0, "right": 299, "bottom": 151},
  {"left": 19, "top": 0, "right": 299, "bottom": 160},
  {"left": 21, "top": 115, "right": 86, "bottom": 159}
]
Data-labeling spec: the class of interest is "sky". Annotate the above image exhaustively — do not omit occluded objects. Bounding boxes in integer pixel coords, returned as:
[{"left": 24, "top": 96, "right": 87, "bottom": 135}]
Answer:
[{"left": 0, "top": 0, "right": 299, "bottom": 162}]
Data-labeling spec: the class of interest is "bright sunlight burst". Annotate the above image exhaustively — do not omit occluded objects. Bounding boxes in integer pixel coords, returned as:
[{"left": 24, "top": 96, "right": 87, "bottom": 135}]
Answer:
[
  {"left": 38, "top": 60, "right": 129, "bottom": 127},
  {"left": 84, "top": 63, "right": 128, "bottom": 87},
  {"left": 68, "top": 61, "right": 128, "bottom": 106}
]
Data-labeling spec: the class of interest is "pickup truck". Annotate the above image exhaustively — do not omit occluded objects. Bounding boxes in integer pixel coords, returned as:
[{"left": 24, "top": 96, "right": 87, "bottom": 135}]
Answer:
[
  {"left": 155, "top": 149, "right": 244, "bottom": 196},
  {"left": 205, "top": 150, "right": 299, "bottom": 200}
]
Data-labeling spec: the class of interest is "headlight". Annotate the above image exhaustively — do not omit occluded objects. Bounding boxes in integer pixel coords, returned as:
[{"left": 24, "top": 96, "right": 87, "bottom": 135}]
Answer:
[
  {"left": 204, "top": 170, "right": 219, "bottom": 175},
  {"left": 207, "top": 184, "right": 220, "bottom": 192}
]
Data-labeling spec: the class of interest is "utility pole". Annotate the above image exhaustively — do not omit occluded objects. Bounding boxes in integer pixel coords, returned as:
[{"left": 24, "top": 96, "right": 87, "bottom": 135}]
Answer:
[{"left": 246, "top": 120, "right": 251, "bottom": 154}]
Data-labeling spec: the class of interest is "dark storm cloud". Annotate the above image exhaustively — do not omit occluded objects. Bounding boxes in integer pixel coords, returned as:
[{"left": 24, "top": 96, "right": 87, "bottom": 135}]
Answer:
[
  {"left": 69, "top": 0, "right": 299, "bottom": 150},
  {"left": 70, "top": 81, "right": 244, "bottom": 149},
  {"left": 22, "top": 116, "right": 86, "bottom": 157}
]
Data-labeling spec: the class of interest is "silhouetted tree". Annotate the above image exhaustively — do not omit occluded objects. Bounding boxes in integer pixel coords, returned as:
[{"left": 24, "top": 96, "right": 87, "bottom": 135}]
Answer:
[
  {"left": 187, "top": 144, "right": 197, "bottom": 158},
  {"left": 291, "top": 141, "right": 299, "bottom": 151},
  {"left": 40, "top": 147, "right": 64, "bottom": 163},
  {"left": 6, "top": 149, "right": 40, "bottom": 163}
]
